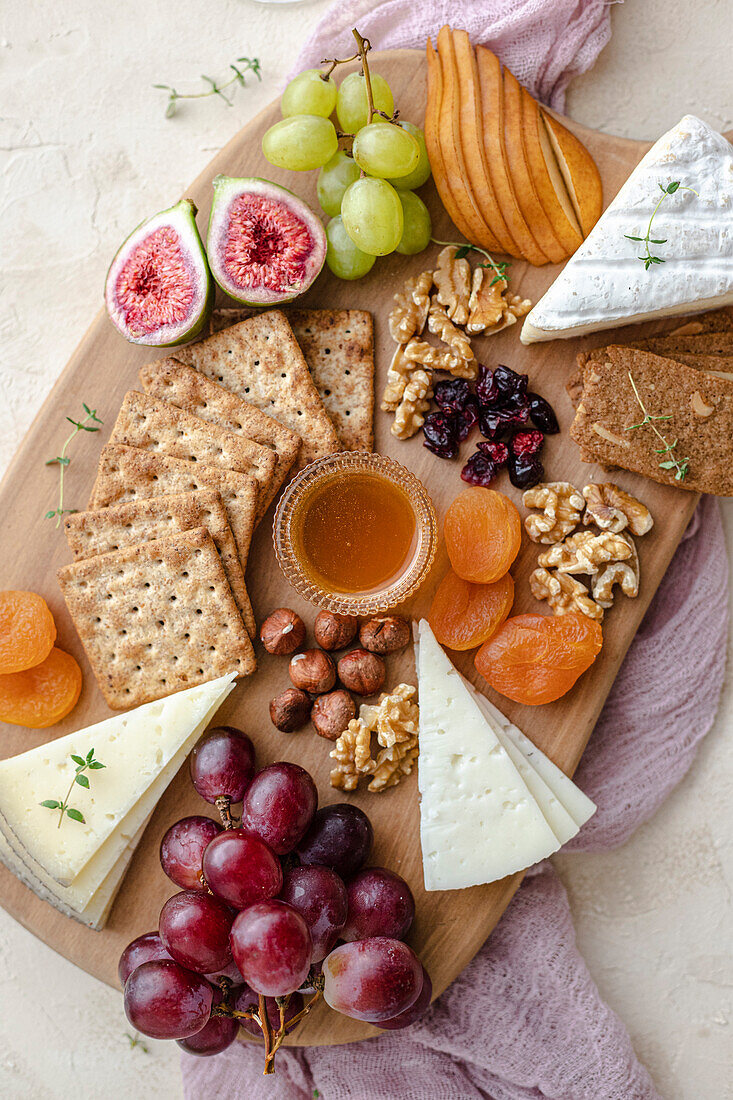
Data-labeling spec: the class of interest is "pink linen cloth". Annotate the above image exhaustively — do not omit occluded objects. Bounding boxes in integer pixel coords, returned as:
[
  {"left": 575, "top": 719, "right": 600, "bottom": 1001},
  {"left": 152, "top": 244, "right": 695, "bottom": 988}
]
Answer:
[{"left": 182, "top": 3, "right": 730, "bottom": 1096}]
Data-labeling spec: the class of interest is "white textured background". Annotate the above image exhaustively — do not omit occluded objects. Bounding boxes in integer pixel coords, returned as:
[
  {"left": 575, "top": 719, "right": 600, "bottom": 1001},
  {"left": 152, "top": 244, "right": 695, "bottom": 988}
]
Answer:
[{"left": 1, "top": 2, "right": 731, "bottom": 1097}]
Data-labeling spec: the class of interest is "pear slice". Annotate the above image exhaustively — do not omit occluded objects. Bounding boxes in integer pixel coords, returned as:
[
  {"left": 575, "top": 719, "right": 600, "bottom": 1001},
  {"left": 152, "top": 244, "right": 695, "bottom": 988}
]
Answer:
[
  {"left": 475, "top": 46, "right": 548, "bottom": 267},
  {"left": 425, "top": 39, "right": 476, "bottom": 243},
  {"left": 541, "top": 111, "right": 603, "bottom": 236},
  {"left": 521, "top": 87, "right": 583, "bottom": 255}
]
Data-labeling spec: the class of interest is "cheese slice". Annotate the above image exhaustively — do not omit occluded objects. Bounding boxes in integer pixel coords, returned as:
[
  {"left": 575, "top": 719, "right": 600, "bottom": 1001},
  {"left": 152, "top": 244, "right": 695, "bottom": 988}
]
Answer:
[
  {"left": 416, "top": 621, "right": 561, "bottom": 891},
  {"left": 521, "top": 115, "right": 733, "bottom": 343},
  {"left": 0, "top": 672, "right": 236, "bottom": 887}
]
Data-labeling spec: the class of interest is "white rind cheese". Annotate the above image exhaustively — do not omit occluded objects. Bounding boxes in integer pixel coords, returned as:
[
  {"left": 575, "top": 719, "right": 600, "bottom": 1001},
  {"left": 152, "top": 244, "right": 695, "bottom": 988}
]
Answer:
[
  {"left": 0, "top": 672, "right": 236, "bottom": 888},
  {"left": 416, "top": 621, "right": 561, "bottom": 891},
  {"left": 521, "top": 116, "right": 733, "bottom": 343}
]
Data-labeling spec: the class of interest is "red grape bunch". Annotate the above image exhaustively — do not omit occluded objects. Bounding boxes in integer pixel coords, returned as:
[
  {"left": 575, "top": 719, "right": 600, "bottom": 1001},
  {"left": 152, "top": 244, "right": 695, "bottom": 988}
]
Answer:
[{"left": 120, "top": 724, "right": 432, "bottom": 1075}]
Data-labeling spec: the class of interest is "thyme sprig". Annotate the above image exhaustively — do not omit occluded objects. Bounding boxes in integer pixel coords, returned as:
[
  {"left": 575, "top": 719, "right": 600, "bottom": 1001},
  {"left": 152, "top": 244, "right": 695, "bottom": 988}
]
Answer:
[
  {"left": 40, "top": 748, "right": 105, "bottom": 828},
  {"left": 45, "top": 403, "right": 103, "bottom": 527},
  {"left": 154, "top": 57, "right": 261, "bottom": 118},
  {"left": 124, "top": 1032, "right": 149, "bottom": 1054},
  {"left": 624, "top": 180, "right": 698, "bottom": 269},
  {"left": 431, "top": 238, "right": 510, "bottom": 287},
  {"left": 625, "top": 371, "right": 690, "bottom": 481}
]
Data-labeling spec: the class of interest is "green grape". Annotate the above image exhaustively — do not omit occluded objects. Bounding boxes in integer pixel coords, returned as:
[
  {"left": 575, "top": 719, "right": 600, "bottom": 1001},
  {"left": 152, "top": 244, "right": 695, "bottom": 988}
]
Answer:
[
  {"left": 352, "top": 122, "right": 420, "bottom": 180},
  {"left": 341, "top": 177, "right": 404, "bottom": 256},
  {"left": 326, "top": 217, "right": 377, "bottom": 280},
  {"left": 281, "top": 69, "right": 338, "bottom": 118},
  {"left": 262, "top": 115, "right": 338, "bottom": 172},
  {"left": 388, "top": 122, "right": 432, "bottom": 190},
  {"left": 396, "top": 191, "right": 432, "bottom": 255},
  {"left": 317, "top": 151, "right": 361, "bottom": 217},
  {"left": 336, "top": 72, "right": 394, "bottom": 133}
]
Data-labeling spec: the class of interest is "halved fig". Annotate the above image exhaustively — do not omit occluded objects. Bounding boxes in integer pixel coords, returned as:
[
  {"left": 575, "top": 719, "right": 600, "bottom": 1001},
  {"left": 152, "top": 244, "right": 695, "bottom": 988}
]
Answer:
[
  {"left": 207, "top": 177, "right": 326, "bottom": 306},
  {"left": 105, "top": 198, "right": 212, "bottom": 346}
]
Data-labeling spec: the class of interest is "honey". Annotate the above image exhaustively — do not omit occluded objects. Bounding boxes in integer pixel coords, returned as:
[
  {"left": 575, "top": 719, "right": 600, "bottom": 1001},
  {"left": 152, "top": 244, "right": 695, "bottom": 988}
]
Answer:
[{"left": 292, "top": 472, "right": 417, "bottom": 594}]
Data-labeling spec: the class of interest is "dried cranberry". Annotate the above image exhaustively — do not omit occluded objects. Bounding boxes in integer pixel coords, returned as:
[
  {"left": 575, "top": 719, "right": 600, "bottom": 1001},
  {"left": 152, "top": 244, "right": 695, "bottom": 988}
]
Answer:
[
  {"left": 434, "top": 379, "right": 471, "bottom": 413},
  {"left": 456, "top": 396, "right": 479, "bottom": 441},
  {"left": 494, "top": 364, "right": 528, "bottom": 402},
  {"left": 461, "top": 451, "right": 498, "bottom": 487},
  {"left": 476, "top": 365, "right": 499, "bottom": 406},
  {"left": 527, "top": 392, "right": 559, "bottom": 434},
  {"left": 423, "top": 412, "right": 459, "bottom": 460},
  {"left": 508, "top": 452, "right": 544, "bottom": 489},
  {"left": 477, "top": 440, "right": 509, "bottom": 466},
  {"left": 479, "top": 403, "right": 530, "bottom": 439},
  {"left": 510, "top": 430, "right": 544, "bottom": 457}
]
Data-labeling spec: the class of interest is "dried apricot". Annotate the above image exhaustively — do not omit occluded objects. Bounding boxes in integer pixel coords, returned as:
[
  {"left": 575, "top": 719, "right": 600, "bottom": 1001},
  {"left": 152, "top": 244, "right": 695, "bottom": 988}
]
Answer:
[
  {"left": 444, "top": 487, "right": 522, "bottom": 583},
  {"left": 0, "top": 590, "right": 57, "bottom": 674},
  {"left": 0, "top": 647, "right": 82, "bottom": 728},
  {"left": 429, "top": 569, "right": 514, "bottom": 651},
  {"left": 475, "top": 613, "right": 602, "bottom": 706}
]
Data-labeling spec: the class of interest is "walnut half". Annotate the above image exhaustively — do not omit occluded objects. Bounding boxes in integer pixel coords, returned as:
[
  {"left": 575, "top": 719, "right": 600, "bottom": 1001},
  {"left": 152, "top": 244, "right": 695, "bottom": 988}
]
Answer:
[
  {"left": 523, "top": 482, "right": 585, "bottom": 544},
  {"left": 329, "top": 684, "right": 419, "bottom": 793},
  {"left": 530, "top": 567, "right": 604, "bottom": 621},
  {"left": 388, "top": 270, "right": 433, "bottom": 344},
  {"left": 582, "top": 483, "right": 654, "bottom": 537},
  {"left": 592, "top": 533, "right": 640, "bottom": 608},
  {"left": 538, "top": 530, "right": 632, "bottom": 575}
]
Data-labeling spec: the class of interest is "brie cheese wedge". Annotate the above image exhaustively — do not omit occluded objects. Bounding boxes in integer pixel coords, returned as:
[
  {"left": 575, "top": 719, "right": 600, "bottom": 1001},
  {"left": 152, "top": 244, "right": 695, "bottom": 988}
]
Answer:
[{"left": 521, "top": 115, "right": 733, "bottom": 343}]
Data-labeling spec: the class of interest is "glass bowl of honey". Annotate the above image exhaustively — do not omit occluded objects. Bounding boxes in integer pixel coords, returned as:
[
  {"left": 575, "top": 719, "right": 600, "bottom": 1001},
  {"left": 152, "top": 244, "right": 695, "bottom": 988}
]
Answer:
[{"left": 273, "top": 452, "right": 437, "bottom": 615}]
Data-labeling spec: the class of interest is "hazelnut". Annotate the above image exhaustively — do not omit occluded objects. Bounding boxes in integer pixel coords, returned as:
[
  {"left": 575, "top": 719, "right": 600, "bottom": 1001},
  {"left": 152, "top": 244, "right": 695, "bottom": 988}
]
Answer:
[
  {"left": 311, "top": 689, "right": 356, "bottom": 741},
  {"left": 269, "top": 688, "right": 312, "bottom": 733},
  {"left": 314, "top": 610, "right": 358, "bottom": 651},
  {"left": 359, "top": 615, "right": 411, "bottom": 655},
  {"left": 289, "top": 649, "right": 336, "bottom": 694},
  {"left": 337, "top": 648, "right": 386, "bottom": 696},
  {"left": 260, "top": 608, "right": 306, "bottom": 656}
]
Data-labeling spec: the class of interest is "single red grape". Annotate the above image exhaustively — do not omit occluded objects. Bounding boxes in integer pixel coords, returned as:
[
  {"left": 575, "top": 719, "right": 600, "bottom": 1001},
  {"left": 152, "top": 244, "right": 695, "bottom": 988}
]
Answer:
[
  {"left": 322, "top": 938, "right": 422, "bottom": 1023},
  {"left": 177, "top": 984, "right": 239, "bottom": 1056},
  {"left": 377, "top": 964, "right": 432, "bottom": 1029},
  {"left": 118, "top": 931, "right": 172, "bottom": 985},
  {"left": 124, "top": 959, "right": 213, "bottom": 1040},
  {"left": 241, "top": 762, "right": 317, "bottom": 855},
  {"left": 190, "top": 726, "right": 256, "bottom": 804},
  {"left": 341, "top": 868, "right": 415, "bottom": 942},
  {"left": 280, "top": 865, "right": 348, "bottom": 962},
  {"left": 296, "top": 803, "right": 373, "bottom": 878},
  {"left": 202, "top": 828, "right": 282, "bottom": 910},
  {"left": 234, "top": 985, "right": 304, "bottom": 1038},
  {"left": 160, "top": 815, "right": 222, "bottom": 891},
  {"left": 159, "top": 890, "right": 234, "bottom": 974},
  {"left": 230, "top": 900, "right": 312, "bottom": 997}
]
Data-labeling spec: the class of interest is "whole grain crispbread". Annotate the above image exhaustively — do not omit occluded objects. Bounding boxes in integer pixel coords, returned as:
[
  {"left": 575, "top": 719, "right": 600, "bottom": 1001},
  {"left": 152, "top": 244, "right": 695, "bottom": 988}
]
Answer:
[
  {"left": 89, "top": 445, "right": 257, "bottom": 572},
  {"left": 177, "top": 311, "right": 340, "bottom": 468},
  {"left": 138, "top": 358, "right": 300, "bottom": 508},
  {"left": 633, "top": 332, "right": 733, "bottom": 357},
  {"left": 109, "top": 391, "right": 276, "bottom": 520},
  {"left": 666, "top": 308, "right": 733, "bottom": 336},
  {"left": 63, "top": 489, "right": 255, "bottom": 638},
  {"left": 57, "top": 526, "right": 256, "bottom": 709}
]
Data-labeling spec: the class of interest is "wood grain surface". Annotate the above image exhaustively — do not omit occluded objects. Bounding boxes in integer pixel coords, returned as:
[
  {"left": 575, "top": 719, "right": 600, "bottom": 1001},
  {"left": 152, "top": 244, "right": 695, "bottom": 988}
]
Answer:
[{"left": 0, "top": 49, "right": 707, "bottom": 1046}]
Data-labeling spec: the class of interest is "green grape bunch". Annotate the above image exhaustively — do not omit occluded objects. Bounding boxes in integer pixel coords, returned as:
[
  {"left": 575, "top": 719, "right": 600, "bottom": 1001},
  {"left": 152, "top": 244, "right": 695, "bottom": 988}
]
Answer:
[{"left": 261, "top": 28, "right": 433, "bottom": 279}]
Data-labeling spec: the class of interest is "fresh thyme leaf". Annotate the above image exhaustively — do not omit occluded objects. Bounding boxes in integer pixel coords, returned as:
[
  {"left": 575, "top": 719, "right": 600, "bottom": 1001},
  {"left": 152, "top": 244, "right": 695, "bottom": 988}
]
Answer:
[
  {"left": 66, "top": 808, "right": 85, "bottom": 824},
  {"left": 454, "top": 244, "right": 472, "bottom": 259},
  {"left": 71, "top": 754, "right": 86, "bottom": 767},
  {"left": 625, "top": 371, "right": 690, "bottom": 481},
  {"left": 44, "top": 403, "right": 103, "bottom": 528},
  {"left": 625, "top": 180, "right": 698, "bottom": 269},
  {"left": 75, "top": 774, "right": 90, "bottom": 789},
  {"left": 39, "top": 800, "right": 62, "bottom": 810},
  {"left": 154, "top": 57, "right": 261, "bottom": 118},
  {"left": 125, "top": 1032, "right": 150, "bottom": 1054}
]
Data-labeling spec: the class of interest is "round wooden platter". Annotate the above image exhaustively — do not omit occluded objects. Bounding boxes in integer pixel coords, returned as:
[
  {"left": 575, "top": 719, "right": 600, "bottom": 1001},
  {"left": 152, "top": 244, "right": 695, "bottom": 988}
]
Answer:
[{"left": 0, "top": 48, "right": 706, "bottom": 1047}]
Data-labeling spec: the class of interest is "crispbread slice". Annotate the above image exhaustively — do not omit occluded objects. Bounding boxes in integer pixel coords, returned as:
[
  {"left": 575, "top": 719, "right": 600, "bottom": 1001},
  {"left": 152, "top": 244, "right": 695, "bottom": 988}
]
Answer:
[
  {"left": 177, "top": 310, "right": 340, "bottom": 468},
  {"left": 138, "top": 357, "right": 300, "bottom": 507},
  {"left": 63, "top": 489, "right": 255, "bottom": 639},
  {"left": 667, "top": 308, "right": 733, "bottom": 335},
  {"left": 57, "top": 527, "right": 256, "bottom": 709},
  {"left": 89, "top": 445, "right": 257, "bottom": 572},
  {"left": 633, "top": 331, "right": 733, "bottom": 357},
  {"left": 109, "top": 392, "right": 276, "bottom": 520}
]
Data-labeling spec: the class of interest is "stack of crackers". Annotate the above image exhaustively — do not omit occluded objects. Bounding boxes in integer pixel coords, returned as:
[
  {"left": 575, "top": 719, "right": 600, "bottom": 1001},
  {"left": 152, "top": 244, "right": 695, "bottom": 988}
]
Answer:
[
  {"left": 568, "top": 308, "right": 733, "bottom": 496},
  {"left": 56, "top": 307, "right": 375, "bottom": 709}
]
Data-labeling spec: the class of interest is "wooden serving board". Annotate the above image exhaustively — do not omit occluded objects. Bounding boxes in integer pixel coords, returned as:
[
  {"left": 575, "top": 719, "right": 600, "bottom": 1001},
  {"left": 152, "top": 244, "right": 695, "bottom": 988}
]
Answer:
[{"left": 0, "top": 48, "right": 710, "bottom": 1047}]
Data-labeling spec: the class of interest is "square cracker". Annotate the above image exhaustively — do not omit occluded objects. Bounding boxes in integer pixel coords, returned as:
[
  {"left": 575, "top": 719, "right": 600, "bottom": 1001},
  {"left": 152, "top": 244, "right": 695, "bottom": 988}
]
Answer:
[
  {"left": 176, "top": 310, "right": 340, "bottom": 468},
  {"left": 138, "top": 358, "right": 300, "bottom": 508},
  {"left": 89, "top": 445, "right": 257, "bottom": 573},
  {"left": 57, "top": 526, "right": 256, "bottom": 710},
  {"left": 109, "top": 391, "right": 276, "bottom": 520},
  {"left": 63, "top": 489, "right": 256, "bottom": 639}
]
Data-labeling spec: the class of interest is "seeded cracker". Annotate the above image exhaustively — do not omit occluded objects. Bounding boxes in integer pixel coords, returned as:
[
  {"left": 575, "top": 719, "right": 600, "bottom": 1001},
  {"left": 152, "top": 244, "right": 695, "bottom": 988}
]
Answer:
[
  {"left": 63, "top": 489, "right": 256, "bottom": 638},
  {"left": 89, "top": 445, "right": 258, "bottom": 573},
  {"left": 176, "top": 310, "right": 340, "bottom": 468},
  {"left": 139, "top": 357, "right": 301, "bottom": 504},
  {"left": 57, "top": 527, "right": 256, "bottom": 709}
]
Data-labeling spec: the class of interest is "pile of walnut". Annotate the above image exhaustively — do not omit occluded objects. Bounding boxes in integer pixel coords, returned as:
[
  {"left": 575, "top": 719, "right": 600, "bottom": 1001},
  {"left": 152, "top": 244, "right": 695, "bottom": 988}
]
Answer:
[
  {"left": 262, "top": 609, "right": 418, "bottom": 793},
  {"left": 523, "top": 482, "right": 654, "bottom": 621},
  {"left": 382, "top": 245, "right": 532, "bottom": 440}
]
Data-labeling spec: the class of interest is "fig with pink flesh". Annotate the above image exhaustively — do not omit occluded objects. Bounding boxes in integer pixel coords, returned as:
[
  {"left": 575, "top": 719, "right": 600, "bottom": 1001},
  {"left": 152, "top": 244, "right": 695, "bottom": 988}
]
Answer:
[
  {"left": 206, "top": 176, "right": 326, "bottom": 306},
  {"left": 105, "top": 198, "right": 213, "bottom": 346}
]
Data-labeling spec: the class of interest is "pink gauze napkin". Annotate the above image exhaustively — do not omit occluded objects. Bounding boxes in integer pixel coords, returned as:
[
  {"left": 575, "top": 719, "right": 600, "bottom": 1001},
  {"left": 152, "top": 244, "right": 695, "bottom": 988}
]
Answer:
[{"left": 182, "top": 2, "right": 730, "bottom": 1096}]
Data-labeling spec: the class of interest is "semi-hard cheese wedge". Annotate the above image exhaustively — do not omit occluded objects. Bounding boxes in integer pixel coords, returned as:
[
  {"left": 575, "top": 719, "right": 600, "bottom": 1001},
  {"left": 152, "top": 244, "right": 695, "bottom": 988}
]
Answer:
[
  {"left": 0, "top": 672, "right": 236, "bottom": 887},
  {"left": 521, "top": 116, "right": 733, "bottom": 343},
  {"left": 416, "top": 620, "right": 561, "bottom": 891}
]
